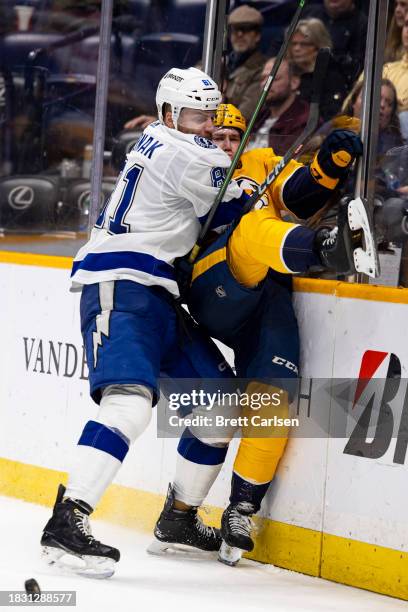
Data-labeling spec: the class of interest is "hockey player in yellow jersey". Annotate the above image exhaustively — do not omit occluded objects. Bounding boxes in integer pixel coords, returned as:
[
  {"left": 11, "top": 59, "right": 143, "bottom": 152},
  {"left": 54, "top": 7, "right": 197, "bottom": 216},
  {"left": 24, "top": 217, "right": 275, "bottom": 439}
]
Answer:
[
  {"left": 213, "top": 103, "right": 305, "bottom": 220},
  {"left": 153, "top": 103, "right": 363, "bottom": 564},
  {"left": 209, "top": 103, "right": 361, "bottom": 280}
]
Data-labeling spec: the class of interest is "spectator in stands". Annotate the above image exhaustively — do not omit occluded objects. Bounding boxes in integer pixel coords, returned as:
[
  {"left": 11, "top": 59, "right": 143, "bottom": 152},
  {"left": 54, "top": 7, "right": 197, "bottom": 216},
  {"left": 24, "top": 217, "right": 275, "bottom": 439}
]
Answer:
[
  {"left": 223, "top": 5, "right": 266, "bottom": 121},
  {"left": 249, "top": 57, "right": 314, "bottom": 155},
  {"left": 305, "top": 78, "right": 403, "bottom": 157},
  {"left": 385, "top": 0, "right": 408, "bottom": 62},
  {"left": 125, "top": 4, "right": 266, "bottom": 130},
  {"left": 288, "top": 18, "right": 348, "bottom": 120},
  {"left": 343, "top": 79, "right": 404, "bottom": 155},
  {"left": 303, "top": 0, "right": 368, "bottom": 89},
  {"left": 383, "top": 13, "right": 408, "bottom": 111},
  {"left": 303, "top": 79, "right": 403, "bottom": 201}
]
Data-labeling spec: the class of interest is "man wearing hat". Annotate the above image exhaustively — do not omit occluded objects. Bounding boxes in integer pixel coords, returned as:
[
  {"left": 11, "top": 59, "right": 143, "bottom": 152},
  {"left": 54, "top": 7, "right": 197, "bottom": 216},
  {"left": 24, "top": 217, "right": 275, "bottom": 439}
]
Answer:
[{"left": 224, "top": 5, "right": 266, "bottom": 121}]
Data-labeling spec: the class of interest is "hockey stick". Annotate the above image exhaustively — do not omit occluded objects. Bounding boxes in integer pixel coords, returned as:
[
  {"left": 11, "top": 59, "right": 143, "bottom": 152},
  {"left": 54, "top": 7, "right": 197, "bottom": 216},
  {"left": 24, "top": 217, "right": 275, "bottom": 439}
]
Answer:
[
  {"left": 240, "top": 46, "right": 331, "bottom": 216},
  {"left": 188, "top": 0, "right": 307, "bottom": 264}
]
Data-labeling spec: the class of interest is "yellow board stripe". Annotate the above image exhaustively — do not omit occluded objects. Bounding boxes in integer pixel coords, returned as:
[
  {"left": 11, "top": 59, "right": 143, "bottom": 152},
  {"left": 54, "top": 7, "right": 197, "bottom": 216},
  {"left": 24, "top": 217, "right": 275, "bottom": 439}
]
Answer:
[
  {"left": 321, "top": 532, "right": 408, "bottom": 601},
  {"left": 191, "top": 247, "right": 227, "bottom": 283},
  {"left": 1, "top": 250, "right": 408, "bottom": 304},
  {"left": 0, "top": 250, "right": 72, "bottom": 269},
  {"left": 293, "top": 277, "right": 408, "bottom": 304},
  {"left": 1, "top": 456, "right": 407, "bottom": 601},
  {"left": 248, "top": 514, "right": 322, "bottom": 577},
  {"left": 336, "top": 281, "right": 408, "bottom": 304},
  {"left": 293, "top": 277, "right": 337, "bottom": 295}
]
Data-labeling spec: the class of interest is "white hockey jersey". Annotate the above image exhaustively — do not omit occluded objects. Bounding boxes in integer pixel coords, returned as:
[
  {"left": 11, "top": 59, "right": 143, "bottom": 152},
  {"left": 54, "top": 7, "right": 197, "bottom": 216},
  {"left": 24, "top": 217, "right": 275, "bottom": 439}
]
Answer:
[{"left": 71, "top": 122, "right": 243, "bottom": 296}]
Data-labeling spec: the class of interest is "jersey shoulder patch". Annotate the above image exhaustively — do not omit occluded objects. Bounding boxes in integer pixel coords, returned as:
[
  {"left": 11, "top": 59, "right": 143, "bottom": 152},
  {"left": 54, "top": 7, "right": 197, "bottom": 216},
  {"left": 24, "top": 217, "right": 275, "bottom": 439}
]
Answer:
[{"left": 194, "top": 135, "right": 217, "bottom": 149}]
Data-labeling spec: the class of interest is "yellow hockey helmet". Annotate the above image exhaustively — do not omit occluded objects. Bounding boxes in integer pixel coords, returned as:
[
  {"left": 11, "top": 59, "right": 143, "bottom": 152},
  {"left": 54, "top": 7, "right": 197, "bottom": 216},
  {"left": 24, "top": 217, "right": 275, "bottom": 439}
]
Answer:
[{"left": 214, "top": 103, "right": 247, "bottom": 133}]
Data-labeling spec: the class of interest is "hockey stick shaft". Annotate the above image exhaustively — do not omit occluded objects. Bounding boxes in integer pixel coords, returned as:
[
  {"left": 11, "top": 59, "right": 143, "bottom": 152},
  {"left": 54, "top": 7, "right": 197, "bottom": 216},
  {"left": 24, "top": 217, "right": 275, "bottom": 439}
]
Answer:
[
  {"left": 240, "top": 46, "right": 330, "bottom": 215},
  {"left": 189, "top": 0, "right": 307, "bottom": 263}
]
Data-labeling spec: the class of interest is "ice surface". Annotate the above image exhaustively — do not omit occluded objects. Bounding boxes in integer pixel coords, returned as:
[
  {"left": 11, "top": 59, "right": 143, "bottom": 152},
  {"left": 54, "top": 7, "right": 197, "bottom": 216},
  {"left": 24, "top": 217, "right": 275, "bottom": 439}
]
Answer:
[{"left": 0, "top": 496, "right": 403, "bottom": 612}]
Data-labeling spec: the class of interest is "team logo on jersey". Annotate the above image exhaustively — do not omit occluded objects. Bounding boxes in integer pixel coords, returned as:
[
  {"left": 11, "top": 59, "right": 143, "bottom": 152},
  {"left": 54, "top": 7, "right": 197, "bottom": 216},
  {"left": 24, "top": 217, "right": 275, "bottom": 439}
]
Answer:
[
  {"left": 215, "top": 285, "right": 227, "bottom": 298},
  {"left": 235, "top": 176, "right": 268, "bottom": 209},
  {"left": 194, "top": 135, "right": 217, "bottom": 149}
]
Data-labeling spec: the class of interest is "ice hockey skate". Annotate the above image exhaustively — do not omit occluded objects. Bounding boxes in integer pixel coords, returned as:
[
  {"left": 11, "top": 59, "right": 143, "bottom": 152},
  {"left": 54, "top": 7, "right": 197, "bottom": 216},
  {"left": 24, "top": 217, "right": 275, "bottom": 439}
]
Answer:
[
  {"left": 147, "top": 484, "right": 221, "bottom": 557},
  {"left": 347, "top": 196, "right": 380, "bottom": 277},
  {"left": 218, "top": 502, "right": 255, "bottom": 567},
  {"left": 314, "top": 196, "right": 363, "bottom": 276},
  {"left": 41, "top": 485, "right": 120, "bottom": 579}
]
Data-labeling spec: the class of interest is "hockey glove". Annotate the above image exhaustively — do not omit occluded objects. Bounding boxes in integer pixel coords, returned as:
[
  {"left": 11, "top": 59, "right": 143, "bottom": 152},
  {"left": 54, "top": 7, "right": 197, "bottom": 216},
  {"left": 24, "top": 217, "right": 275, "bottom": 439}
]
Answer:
[{"left": 310, "top": 129, "right": 363, "bottom": 190}]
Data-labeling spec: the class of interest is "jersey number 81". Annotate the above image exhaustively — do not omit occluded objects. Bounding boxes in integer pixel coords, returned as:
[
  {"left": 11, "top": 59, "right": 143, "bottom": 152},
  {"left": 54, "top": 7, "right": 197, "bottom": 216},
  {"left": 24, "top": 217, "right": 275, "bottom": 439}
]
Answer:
[{"left": 96, "top": 164, "right": 144, "bottom": 234}]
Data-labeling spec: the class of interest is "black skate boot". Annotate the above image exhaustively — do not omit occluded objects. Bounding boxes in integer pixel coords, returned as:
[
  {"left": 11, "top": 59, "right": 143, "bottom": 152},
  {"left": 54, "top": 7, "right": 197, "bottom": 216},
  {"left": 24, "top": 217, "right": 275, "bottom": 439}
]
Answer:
[
  {"left": 314, "top": 196, "right": 360, "bottom": 275},
  {"left": 221, "top": 501, "right": 255, "bottom": 552},
  {"left": 41, "top": 484, "right": 120, "bottom": 578},
  {"left": 147, "top": 484, "right": 221, "bottom": 555}
]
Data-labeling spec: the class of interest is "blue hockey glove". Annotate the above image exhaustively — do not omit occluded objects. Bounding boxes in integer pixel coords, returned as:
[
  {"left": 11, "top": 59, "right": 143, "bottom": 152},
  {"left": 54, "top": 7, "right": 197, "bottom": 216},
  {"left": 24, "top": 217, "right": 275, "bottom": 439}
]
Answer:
[{"left": 310, "top": 129, "right": 363, "bottom": 190}]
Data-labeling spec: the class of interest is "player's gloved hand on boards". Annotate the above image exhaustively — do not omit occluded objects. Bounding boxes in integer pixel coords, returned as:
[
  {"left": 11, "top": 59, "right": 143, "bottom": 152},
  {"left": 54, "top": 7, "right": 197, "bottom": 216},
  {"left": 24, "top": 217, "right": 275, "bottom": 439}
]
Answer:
[{"left": 310, "top": 129, "right": 363, "bottom": 190}]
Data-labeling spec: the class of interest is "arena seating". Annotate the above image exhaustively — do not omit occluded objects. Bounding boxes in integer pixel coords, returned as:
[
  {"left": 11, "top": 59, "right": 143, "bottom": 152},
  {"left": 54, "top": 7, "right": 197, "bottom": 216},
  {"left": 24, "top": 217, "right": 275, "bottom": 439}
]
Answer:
[{"left": 0, "top": 174, "right": 116, "bottom": 231}]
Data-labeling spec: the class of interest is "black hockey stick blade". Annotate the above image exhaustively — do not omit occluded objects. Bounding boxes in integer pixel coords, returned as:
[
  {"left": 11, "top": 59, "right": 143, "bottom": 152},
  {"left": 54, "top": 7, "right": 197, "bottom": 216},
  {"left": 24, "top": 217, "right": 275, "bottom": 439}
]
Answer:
[
  {"left": 241, "top": 47, "right": 331, "bottom": 215},
  {"left": 310, "top": 46, "right": 331, "bottom": 104}
]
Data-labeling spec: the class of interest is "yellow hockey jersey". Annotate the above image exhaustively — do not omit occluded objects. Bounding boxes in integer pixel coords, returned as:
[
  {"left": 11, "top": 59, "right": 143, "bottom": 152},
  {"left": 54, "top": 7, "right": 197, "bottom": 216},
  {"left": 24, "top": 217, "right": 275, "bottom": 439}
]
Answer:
[{"left": 233, "top": 148, "right": 304, "bottom": 219}]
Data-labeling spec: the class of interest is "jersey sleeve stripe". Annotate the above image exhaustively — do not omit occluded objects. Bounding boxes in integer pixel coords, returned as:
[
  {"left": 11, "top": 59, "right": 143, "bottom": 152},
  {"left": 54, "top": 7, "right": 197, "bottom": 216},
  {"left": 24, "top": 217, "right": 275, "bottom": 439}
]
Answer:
[
  {"left": 280, "top": 225, "right": 320, "bottom": 273},
  {"left": 192, "top": 246, "right": 227, "bottom": 283},
  {"left": 71, "top": 251, "right": 175, "bottom": 281}
]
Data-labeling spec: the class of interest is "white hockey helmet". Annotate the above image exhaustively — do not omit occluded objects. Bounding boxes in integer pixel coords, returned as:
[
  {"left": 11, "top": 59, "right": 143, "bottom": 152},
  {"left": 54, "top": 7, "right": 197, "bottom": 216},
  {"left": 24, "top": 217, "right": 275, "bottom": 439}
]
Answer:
[{"left": 156, "top": 67, "right": 222, "bottom": 129}]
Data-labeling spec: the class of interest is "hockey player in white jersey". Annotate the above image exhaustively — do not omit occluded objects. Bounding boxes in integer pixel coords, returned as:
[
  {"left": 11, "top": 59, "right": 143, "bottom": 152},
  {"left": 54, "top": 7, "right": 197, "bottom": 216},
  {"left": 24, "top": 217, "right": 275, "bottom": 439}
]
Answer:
[{"left": 40, "top": 67, "right": 248, "bottom": 578}]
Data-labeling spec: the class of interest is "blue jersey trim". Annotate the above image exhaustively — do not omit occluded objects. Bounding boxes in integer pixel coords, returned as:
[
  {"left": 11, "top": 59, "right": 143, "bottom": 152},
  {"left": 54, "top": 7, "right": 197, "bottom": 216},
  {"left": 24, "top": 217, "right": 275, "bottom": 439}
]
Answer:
[
  {"left": 230, "top": 472, "right": 271, "bottom": 509},
  {"left": 282, "top": 225, "right": 320, "bottom": 272},
  {"left": 198, "top": 192, "right": 249, "bottom": 229},
  {"left": 78, "top": 420, "right": 129, "bottom": 462},
  {"left": 177, "top": 428, "right": 228, "bottom": 466},
  {"left": 71, "top": 251, "right": 175, "bottom": 281}
]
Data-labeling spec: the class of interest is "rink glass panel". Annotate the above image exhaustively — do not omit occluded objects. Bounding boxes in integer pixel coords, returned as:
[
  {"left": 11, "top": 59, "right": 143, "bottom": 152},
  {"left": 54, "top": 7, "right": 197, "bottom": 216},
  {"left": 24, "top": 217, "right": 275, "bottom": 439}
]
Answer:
[
  {"left": 103, "top": 0, "right": 206, "bottom": 224},
  {"left": 2, "top": 0, "right": 400, "bottom": 291},
  {"left": 0, "top": 0, "right": 206, "bottom": 256},
  {"left": 0, "top": 1, "right": 102, "bottom": 253}
]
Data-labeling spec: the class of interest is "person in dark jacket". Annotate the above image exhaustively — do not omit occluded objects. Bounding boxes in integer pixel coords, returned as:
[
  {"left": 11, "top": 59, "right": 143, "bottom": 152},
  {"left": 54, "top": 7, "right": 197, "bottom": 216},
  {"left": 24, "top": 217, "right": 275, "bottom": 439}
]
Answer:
[
  {"left": 224, "top": 4, "right": 266, "bottom": 121},
  {"left": 288, "top": 17, "right": 350, "bottom": 121},
  {"left": 303, "top": 0, "right": 368, "bottom": 89},
  {"left": 250, "top": 57, "right": 318, "bottom": 155}
]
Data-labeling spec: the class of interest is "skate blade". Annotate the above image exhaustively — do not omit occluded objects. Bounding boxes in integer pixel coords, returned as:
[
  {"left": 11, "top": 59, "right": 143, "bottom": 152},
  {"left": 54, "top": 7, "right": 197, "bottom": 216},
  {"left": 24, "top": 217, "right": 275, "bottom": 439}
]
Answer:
[
  {"left": 348, "top": 197, "right": 380, "bottom": 278},
  {"left": 42, "top": 545, "right": 116, "bottom": 579},
  {"left": 146, "top": 539, "right": 216, "bottom": 560},
  {"left": 218, "top": 541, "right": 242, "bottom": 567}
]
